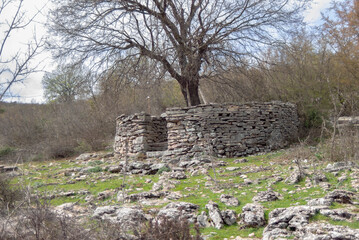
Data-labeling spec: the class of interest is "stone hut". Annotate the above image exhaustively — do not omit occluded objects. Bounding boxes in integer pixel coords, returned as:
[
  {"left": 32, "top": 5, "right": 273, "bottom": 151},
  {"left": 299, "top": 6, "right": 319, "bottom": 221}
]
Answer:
[{"left": 114, "top": 102, "right": 299, "bottom": 162}]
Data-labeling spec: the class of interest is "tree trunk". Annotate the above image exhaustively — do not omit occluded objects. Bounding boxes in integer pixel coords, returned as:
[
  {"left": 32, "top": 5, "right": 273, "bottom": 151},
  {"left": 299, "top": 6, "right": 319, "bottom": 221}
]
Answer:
[
  {"left": 180, "top": 80, "right": 201, "bottom": 106},
  {"left": 180, "top": 86, "right": 189, "bottom": 107},
  {"left": 187, "top": 81, "right": 201, "bottom": 106}
]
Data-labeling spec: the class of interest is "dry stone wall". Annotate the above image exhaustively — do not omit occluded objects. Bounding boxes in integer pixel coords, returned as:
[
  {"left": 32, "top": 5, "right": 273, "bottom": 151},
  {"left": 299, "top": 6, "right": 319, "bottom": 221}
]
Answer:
[
  {"left": 114, "top": 113, "right": 167, "bottom": 158},
  {"left": 114, "top": 102, "right": 299, "bottom": 162}
]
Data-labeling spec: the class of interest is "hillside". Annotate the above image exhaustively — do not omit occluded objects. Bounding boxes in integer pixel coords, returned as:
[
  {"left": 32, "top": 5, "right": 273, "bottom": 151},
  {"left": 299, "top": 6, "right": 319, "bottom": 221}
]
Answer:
[{"left": 2, "top": 146, "right": 359, "bottom": 239}]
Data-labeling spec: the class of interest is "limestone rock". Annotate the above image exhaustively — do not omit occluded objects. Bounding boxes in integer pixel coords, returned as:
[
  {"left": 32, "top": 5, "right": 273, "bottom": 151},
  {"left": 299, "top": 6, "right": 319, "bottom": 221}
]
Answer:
[
  {"left": 93, "top": 206, "right": 146, "bottom": 231},
  {"left": 307, "top": 197, "right": 333, "bottom": 206},
  {"left": 325, "top": 190, "right": 356, "bottom": 204},
  {"left": 93, "top": 206, "right": 119, "bottom": 220},
  {"left": 298, "top": 222, "right": 359, "bottom": 240},
  {"left": 178, "top": 160, "right": 201, "bottom": 168},
  {"left": 169, "top": 171, "right": 187, "bottom": 180},
  {"left": 116, "top": 191, "right": 127, "bottom": 202},
  {"left": 234, "top": 158, "right": 248, "bottom": 163},
  {"left": 285, "top": 167, "right": 304, "bottom": 184},
  {"left": 157, "top": 202, "right": 199, "bottom": 223},
  {"left": 76, "top": 153, "right": 94, "bottom": 161},
  {"left": 97, "top": 190, "right": 115, "bottom": 200},
  {"left": 126, "top": 191, "right": 168, "bottom": 202},
  {"left": 205, "top": 201, "right": 224, "bottom": 229},
  {"left": 319, "top": 208, "right": 355, "bottom": 221},
  {"left": 239, "top": 203, "right": 266, "bottom": 228},
  {"left": 116, "top": 208, "right": 147, "bottom": 229},
  {"left": 220, "top": 194, "right": 239, "bottom": 206},
  {"left": 252, "top": 190, "right": 282, "bottom": 202},
  {"left": 263, "top": 205, "right": 326, "bottom": 240},
  {"left": 312, "top": 172, "right": 328, "bottom": 184},
  {"left": 325, "top": 161, "right": 358, "bottom": 172},
  {"left": 318, "top": 182, "right": 331, "bottom": 191},
  {"left": 108, "top": 165, "right": 122, "bottom": 173},
  {"left": 197, "top": 211, "right": 210, "bottom": 228},
  {"left": 130, "top": 161, "right": 150, "bottom": 170},
  {"left": 53, "top": 202, "right": 88, "bottom": 218},
  {"left": 221, "top": 209, "right": 237, "bottom": 226},
  {"left": 226, "top": 167, "right": 240, "bottom": 171}
]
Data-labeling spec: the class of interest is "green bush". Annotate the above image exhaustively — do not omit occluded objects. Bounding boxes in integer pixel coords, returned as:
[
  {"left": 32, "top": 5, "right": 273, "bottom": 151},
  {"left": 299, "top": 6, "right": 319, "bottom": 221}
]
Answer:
[
  {"left": 88, "top": 166, "right": 103, "bottom": 173},
  {"left": 0, "top": 146, "right": 14, "bottom": 158},
  {"left": 157, "top": 166, "right": 171, "bottom": 174},
  {"left": 29, "top": 153, "right": 45, "bottom": 162},
  {"left": 304, "top": 108, "right": 323, "bottom": 129},
  {"left": 74, "top": 140, "right": 92, "bottom": 154},
  {"left": 88, "top": 160, "right": 103, "bottom": 166}
]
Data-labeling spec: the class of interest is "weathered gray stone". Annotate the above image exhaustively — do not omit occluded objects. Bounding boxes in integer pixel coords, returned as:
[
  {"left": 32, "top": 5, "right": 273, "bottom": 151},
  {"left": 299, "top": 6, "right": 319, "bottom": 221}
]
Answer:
[
  {"left": 157, "top": 202, "right": 199, "bottom": 223},
  {"left": 312, "top": 172, "right": 328, "bottom": 184},
  {"left": 307, "top": 197, "right": 333, "bottom": 206},
  {"left": 205, "top": 201, "right": 224, "bottom": 229},
  {"left": 234, "top": 158, "right": 248, "bottom": 163},
  {"left": 285, "top": 167, "right": 304, "bottom": 184},
  {"left": 253, "top": 190, "right": 282, "bottom": 202},
  {"left": 325, "top": 161, "right": 358, "bottom": 172},
  {"left": 169, "top": 171, "right": 187, "bottom": 180},
  {"left": 319, "top": 209, "right": 355, "bottom": 221},
  {"left": 239, "top": 203, "right": 266, "bottom": 228},
  {"left": 220, "top": 194, "right": 239, "bottom": 206},
  {"left": 97, "top": 190, "right": 115, "bottom": 200},
  {"left": 93, "top": 206, "right": 119, "bottom": 219},
  {"left": 197, "top": 211, "right": 210, "bottom": 228},
  {"left": 116, "top": 208, "right": 146, "bottom": 227},
  {"left": 325, "top": 190, "right": 356, "bottom": 204},
  {"left": 298, "top": 222, "right": 359, "bottom": 240},
  {"left": 76, "top": 153, "right": 94, "bottom": 161},
  {"left": 108, "top": 165, "right": 122, "bottom": 173},
  {"left": 226, "top": 167, "right": 240, "bottom": 171},
  {"left": 263, "top": 205, "right": 327, "bottom": 240},
  {"left": 221, "top": 209, "right": 237, "bottom": 226},
  {"left": 123, "top": 191, "right": 168, "bottom": 202}
]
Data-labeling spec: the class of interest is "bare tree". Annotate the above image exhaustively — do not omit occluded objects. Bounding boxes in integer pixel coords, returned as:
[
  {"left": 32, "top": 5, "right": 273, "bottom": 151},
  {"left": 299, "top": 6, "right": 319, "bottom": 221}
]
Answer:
[
  {"left": 0, "top": 0, "right": 43, "bottom": 101},
  {"left": 49, "top": 0, "right": 309, "bottom": 106}
]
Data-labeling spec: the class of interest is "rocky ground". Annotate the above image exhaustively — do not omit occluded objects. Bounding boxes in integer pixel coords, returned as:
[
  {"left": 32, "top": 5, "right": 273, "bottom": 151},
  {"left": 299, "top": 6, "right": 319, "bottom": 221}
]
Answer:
[{"left": 4, "top": 147, "right": 359, "bottom": 239}]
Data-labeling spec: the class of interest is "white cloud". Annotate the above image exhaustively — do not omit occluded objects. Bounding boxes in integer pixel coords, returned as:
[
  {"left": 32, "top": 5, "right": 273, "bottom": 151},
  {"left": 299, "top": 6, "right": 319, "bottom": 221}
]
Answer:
[{"left": 304, "top": 0, "right": 332, "bottom": 25}]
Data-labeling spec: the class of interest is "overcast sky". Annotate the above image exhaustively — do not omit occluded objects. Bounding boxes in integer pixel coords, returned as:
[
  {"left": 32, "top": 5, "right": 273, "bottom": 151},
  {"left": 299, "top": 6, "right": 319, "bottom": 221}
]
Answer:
[{"left": 1, "top": 0, "right": 335, "bottom": 104}]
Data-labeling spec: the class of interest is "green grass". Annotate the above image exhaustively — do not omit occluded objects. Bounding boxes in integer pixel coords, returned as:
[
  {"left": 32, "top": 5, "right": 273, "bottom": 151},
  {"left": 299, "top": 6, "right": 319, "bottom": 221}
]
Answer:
[
  {"left": 310, "top": 214, "right": 359, "bottom": 229},
  {"left": 10, "top": 149, "right": 359, "bottom": 239},
  {"left": 88, "top": 160, "right": 103, "bottom": 166},
  {"left": 88, "top": 166, "right": 104, "bottom": 173},
  {"left": 200, "top": 225, "right": 265, "bottom": 239}
]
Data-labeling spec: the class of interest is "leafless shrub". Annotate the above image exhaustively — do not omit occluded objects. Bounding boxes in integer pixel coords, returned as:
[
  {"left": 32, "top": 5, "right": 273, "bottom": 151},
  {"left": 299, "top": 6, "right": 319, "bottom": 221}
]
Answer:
[
  {"left": 0, "top": 175, "right": 24, "bottom": 215},
  {"left": 137, "top": 217, "right": 202, "bottom": 240},
  {"left": 1, "top": 196, "right": 93, "bottom": 240},
  {"left": 0, "top": 101, "right": 114, "bottom": 161},
  {"left": 0, "top": 177, "right": 203, "bottom": 240},
  {"left": 322, "top": 127, "right": 359, "bottom": 162}
]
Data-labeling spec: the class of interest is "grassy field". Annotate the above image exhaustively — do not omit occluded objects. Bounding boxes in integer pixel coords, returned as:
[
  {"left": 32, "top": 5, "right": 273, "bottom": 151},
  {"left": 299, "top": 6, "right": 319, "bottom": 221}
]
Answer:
[{"left": 10, "top": 149, "right": 359, "bottom": 239}]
